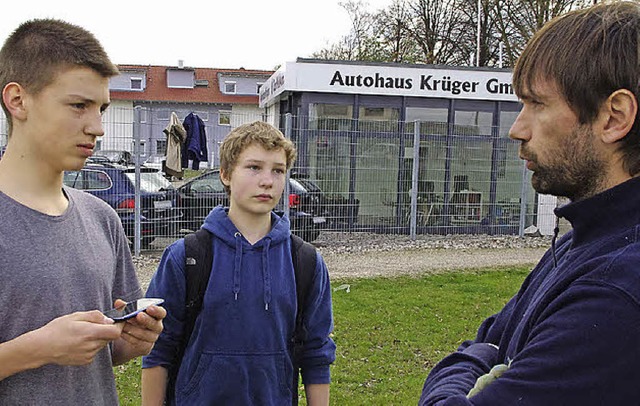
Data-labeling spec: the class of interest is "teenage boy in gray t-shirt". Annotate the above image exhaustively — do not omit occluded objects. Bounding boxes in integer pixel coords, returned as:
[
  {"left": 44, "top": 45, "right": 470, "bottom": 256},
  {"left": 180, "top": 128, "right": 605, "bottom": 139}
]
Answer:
[{"left": 0, "top": 19, "right": 166, "bottom": 405}]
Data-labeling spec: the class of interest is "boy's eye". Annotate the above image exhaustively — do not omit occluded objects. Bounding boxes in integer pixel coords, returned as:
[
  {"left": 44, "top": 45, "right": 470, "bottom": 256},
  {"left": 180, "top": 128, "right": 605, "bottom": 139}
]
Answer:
[
  {"left": 71, "top": 103, "right": 87, "bottom": 110},
  {"left": 274, "top": 168, "right": 285, "bottom": 174}
]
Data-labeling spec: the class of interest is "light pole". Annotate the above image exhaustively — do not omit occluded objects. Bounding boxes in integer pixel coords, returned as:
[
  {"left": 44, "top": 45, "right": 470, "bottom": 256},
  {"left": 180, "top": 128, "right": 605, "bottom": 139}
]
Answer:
[{"left": 476, "top": 0, "right": 481, "bottom": 66}]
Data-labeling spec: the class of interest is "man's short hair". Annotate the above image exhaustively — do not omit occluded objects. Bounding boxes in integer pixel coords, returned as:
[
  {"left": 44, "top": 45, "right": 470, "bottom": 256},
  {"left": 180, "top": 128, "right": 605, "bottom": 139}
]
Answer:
[
  {"left": 219, "top": 121, "right": 297, "bottom": 194},
  {"left": 513, "top": 1, "right": 640, "bottom": 176},
  {"left": 0, "top": 18, "right": 119, "bottom": 134}
]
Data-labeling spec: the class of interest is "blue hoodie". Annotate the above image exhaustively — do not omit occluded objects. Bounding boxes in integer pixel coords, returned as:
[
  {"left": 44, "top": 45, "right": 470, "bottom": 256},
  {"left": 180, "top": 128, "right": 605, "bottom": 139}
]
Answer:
[
  {"left": 143, "top": 206, "right": 336, "bottom": 405},
  {"left": 419, "top": 176, "right": 640, "bottom": 405}
]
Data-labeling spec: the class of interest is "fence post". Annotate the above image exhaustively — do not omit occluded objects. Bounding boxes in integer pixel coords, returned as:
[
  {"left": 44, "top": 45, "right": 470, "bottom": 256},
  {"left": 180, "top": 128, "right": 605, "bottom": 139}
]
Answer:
[
  {"left": 283, "top": 113, "right": 292, "bottom": 218},
  {"left": 409, "top": 121, "right": 420, "bottom": 240},
  {"left": 133, "top": 106, "right": 142, "bottom": 256}
]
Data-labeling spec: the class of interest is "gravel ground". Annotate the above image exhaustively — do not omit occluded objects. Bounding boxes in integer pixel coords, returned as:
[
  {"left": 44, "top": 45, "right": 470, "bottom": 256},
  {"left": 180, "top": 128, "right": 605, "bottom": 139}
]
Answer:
[{"left": 133, "top": 232, "right": 552, "bottom": 290}]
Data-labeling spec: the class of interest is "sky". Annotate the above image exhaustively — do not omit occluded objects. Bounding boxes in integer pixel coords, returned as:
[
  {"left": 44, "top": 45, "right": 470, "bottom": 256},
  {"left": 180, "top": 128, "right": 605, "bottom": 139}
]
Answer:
[{"left": 0, "top": 0, "right": 394, "bottom": 71}]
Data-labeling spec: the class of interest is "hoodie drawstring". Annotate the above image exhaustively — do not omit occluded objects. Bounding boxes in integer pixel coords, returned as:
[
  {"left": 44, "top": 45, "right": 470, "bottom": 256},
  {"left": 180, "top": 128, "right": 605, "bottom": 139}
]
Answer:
[
  {"left": 233, "top": 232, "right": 242, "bottom": 300},
  {"left": 262, "top": 238, "right": 272, "bottom": 311},
  {"left": 551, "top": 216, "right": 560, "bottom": 268}
]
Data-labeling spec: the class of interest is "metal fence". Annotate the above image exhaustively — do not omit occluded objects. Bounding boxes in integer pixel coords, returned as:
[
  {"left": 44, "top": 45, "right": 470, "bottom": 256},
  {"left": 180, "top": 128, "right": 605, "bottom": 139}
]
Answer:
[{"left": 0, "top": 107, "right": 557, "bottom": 254}]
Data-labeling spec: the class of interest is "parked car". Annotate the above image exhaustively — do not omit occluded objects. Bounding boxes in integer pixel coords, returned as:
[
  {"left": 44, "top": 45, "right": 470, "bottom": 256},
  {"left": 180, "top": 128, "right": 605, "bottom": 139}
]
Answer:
[
  {"left": 91, "top": 150, "right": 135, "bottom": 166},
  {"left": 143, "top": 154, "right": 166, "bottom": 171},
  {"left": 63, "top": 162, "right": 183, "bottom": 248},
  {"left": 176, "top": 170, "right": 326, "bottom": 242}
]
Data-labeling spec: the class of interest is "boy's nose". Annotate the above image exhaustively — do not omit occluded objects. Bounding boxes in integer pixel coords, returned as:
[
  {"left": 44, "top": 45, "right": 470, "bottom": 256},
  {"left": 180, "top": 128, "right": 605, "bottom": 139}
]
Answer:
[{"left": 85, "top": 112, "right": 105, "bottom": 137}]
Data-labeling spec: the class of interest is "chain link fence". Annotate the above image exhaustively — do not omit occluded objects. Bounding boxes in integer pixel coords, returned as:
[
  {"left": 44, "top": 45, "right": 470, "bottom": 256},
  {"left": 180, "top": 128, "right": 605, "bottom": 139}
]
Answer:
[{"left": 0, "top": 107, "right": 556, "bottom": 254}]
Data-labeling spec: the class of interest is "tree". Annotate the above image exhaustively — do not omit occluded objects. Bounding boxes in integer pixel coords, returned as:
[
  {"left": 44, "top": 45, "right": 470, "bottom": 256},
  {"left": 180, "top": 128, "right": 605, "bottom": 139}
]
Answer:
[
  {"left": 404, "top": 0, "right": 466, "bottom": 64},
  {"left": 311, "top": 0, "right": 594, "bottom": 67}
]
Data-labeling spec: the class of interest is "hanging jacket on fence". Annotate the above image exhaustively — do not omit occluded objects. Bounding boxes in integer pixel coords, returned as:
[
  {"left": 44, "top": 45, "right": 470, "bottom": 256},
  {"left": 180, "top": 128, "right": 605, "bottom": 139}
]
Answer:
[
  {"left": 164, "top": 112, "right": 186, "bottom": 178},
  {"left": 182, "top": 113, "right": 208, "bottom": 170}
]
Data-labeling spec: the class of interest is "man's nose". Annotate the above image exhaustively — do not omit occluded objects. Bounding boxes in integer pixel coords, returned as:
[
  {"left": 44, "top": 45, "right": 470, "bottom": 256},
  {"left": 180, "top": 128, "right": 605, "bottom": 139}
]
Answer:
[{"left": 508, "top": 110, "right": 530, "bottom": 142}]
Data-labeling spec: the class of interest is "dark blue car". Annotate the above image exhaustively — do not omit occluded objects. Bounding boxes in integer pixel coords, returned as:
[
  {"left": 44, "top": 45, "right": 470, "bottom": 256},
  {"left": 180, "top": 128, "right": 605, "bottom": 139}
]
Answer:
[{"left": 63, "top": 163, "right": 183, "bottom": 248}]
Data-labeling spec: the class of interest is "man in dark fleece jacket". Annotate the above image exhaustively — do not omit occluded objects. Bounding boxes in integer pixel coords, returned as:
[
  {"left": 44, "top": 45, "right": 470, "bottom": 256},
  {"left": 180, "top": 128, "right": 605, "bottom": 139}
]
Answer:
[{"left": 420, "top": 2, "right": 640, "bottom": 405}]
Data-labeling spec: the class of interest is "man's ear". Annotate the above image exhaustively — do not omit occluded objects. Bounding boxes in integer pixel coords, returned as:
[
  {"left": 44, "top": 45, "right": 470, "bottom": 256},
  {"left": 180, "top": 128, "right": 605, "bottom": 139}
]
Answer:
[
  {"left": 2, "top": 82, "right": 28, "bottom": 121},
  {"left": 600, "top": 89, "right": 637, "bottom": 144}
]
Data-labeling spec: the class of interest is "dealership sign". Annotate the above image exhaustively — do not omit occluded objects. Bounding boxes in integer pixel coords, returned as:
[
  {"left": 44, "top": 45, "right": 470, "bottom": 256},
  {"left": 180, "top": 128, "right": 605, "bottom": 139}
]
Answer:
[{"left": 259, "top": 61, "right": 517, "bottom": 107}]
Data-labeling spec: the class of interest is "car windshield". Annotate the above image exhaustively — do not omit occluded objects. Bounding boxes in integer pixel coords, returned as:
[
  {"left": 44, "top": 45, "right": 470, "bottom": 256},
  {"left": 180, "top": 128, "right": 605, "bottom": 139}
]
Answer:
[
  {"left": 124, "top": 171, "right": 173, "bottom": 192},
  {"left": 96, "top": 151, "right": 121, "bottom": 161},
  {"left": 289, "top": 178, "right": 308, "bottom": 194}
]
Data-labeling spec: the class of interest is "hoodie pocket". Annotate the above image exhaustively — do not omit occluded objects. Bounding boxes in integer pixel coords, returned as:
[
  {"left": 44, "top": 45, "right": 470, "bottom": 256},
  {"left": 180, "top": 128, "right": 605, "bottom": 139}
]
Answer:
[{"left": 178, "top": 351, "right": 292, "bottom": 404}]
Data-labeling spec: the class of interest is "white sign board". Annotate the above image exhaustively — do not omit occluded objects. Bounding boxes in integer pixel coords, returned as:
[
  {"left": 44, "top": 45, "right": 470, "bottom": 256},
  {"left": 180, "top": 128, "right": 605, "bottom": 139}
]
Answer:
[{"left": 260, "top": 61, "right": 517, "bottom": 107}]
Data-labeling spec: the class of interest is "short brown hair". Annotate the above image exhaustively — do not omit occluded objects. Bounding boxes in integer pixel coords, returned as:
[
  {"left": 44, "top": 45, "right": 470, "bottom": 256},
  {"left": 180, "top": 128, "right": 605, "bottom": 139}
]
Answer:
[
  {"left": 513, "top": 1, "right": 640, "bottom": 175},
  {"left": 219, "top": 121, "right": 297, "bottom": 194},
  {"left": 0, "top": 18, "right": 119, "bottom": 135}
]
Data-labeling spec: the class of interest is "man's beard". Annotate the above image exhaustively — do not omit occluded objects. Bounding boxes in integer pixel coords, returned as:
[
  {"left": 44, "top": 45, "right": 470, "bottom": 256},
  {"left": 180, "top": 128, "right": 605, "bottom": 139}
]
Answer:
[{"left": 527, "top": 126, "right": 607, "bottom": 202}]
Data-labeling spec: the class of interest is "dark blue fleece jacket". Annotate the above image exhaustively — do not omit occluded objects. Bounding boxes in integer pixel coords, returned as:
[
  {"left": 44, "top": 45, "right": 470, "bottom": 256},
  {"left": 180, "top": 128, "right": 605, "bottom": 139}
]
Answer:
[
  {"left": 420, "top": 176, "right": 640, "bottom": 405},
  {"left": 143, "top": 206, "right": 336, "bottom": 405}
]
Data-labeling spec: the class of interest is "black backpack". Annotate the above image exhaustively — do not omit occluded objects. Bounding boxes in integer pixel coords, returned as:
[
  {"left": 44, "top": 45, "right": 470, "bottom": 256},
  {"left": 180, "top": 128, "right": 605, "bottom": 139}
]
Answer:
[{"left": 165, "top": 228, "right": 317, "bottom": 405}]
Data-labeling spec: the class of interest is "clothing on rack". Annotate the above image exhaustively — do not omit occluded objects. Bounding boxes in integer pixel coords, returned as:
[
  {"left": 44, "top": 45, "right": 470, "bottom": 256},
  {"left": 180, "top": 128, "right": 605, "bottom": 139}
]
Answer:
[
  {"left": 182, "top": 113, "right": 208, "bottom": 170},
  {"left": 164, "top": 112, "right": 186, "bottom": 179}
]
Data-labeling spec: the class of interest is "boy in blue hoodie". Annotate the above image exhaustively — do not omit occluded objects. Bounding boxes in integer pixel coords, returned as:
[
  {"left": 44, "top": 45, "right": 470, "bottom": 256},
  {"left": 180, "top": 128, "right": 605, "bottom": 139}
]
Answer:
[{"left": 141, "top": 121, "right": 336, "bottom": 405}]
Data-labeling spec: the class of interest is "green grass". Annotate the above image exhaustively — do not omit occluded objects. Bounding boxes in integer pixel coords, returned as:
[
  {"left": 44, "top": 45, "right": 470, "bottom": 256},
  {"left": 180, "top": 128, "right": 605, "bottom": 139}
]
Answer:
[{"left": 115, "top": 265, "right": 529, "bottom": 405}]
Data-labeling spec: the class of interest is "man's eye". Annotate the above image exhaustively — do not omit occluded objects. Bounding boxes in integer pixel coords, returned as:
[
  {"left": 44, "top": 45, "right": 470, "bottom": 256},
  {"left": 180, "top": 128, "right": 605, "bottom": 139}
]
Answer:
[{"left": 71, "top": 103, "right": 86, "bottom": 110}]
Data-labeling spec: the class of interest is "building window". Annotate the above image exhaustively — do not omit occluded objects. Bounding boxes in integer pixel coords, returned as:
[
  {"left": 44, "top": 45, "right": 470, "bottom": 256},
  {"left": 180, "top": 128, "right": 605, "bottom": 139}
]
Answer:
[
  {"left": 130, "top": 77, "right": 143, "bottom": 90},
  {"left": 157, "top": 110, "right": 170, "bottom": 121},
  {"left": 256, "top": 82, "right": 264, "bottom": 95},
  {"left": 309, "top": 103, "right": 353, "bottom": 131},
  {"left": 454, "top": 110, "right": 493, "bottom": 136},
  {"left": 224, "top": 81, "right": 236, "bottom": 94},
  {"left": 363, "top": 107, "right": 384, "bottom": 117},
  {"left": 499, "top": 110, "right": 520, "bottom": 137},
  {"left": 156, "top": 139, "right": 167, "bottom": 155},
  {"left": 406, "top": 107, "right": 449, "bottom": 136},
  {"left": 167, "top": 69, "right": 195, "bottom": 88},
  {"left": 219, "top": 111, "right": 231, "bottom": 126},
  {"left": 139, "top": 108, "right": 148, "bottom": 124},
  {"left": 358, "top": 106, "right": 399, "bottom": 132},
  {"left": 193, "top": 111, "right": 210, "bottom": 122}
]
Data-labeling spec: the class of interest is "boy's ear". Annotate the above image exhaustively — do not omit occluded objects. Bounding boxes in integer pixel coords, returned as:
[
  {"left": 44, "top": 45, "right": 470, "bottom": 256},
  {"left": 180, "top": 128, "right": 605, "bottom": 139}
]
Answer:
[
  {"left": 599, "top": 89, "right": 637, "bottom": 144},
  {"left": 2, "top": 82, "right": 28, "bottom": 121},
  {"left": 220, "top": 169, "right": 230, "bottom": 186}
]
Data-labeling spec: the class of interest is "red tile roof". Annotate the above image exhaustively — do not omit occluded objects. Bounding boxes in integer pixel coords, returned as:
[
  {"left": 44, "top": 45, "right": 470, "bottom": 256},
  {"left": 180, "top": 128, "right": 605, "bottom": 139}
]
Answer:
[{"left": 110, "top": 65, "right": 274, "bottom": 105}]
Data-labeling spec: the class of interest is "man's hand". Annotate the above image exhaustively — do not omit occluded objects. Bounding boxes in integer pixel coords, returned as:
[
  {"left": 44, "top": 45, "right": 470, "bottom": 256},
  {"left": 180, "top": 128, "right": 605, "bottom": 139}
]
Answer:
[
  {"left": 37, "top": 311, "right": 124, "bottom": 366},
  {"left": 111, "top": 299, "right": 166, "bottom": 365},
  {"left": 467, "top": 362, "right": 510, "bottom": 398}
]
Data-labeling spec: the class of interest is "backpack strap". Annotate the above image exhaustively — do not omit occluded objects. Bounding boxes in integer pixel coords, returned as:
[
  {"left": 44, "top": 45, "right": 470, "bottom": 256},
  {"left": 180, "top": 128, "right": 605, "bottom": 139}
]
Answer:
[
  {"left": 166, "top": 228, "right": 213, "bottom": 405},
  {"left": 290, "top": 233, "right": 318, "bottom": 405},
  {"left": 183, "top": 228, "right": 214, "bottom": 342}
]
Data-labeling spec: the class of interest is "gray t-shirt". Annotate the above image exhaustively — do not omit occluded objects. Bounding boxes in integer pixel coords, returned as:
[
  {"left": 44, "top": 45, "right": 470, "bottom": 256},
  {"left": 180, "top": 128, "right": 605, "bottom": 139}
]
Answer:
[{"left": 0, "top": 187, "right": 142, "bottom": 405}]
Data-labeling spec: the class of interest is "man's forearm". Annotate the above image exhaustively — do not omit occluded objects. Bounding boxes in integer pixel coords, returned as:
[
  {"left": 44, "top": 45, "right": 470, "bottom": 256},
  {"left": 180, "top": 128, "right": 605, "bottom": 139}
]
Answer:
[{"left": 305, "top": 383, "right": 330, "bottom": 406}]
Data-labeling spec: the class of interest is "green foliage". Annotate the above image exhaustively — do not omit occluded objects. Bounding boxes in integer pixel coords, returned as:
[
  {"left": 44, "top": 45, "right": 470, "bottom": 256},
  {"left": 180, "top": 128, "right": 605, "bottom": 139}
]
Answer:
[{"left": 114, "top": 266, "right": 528, "bottom": 404}]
